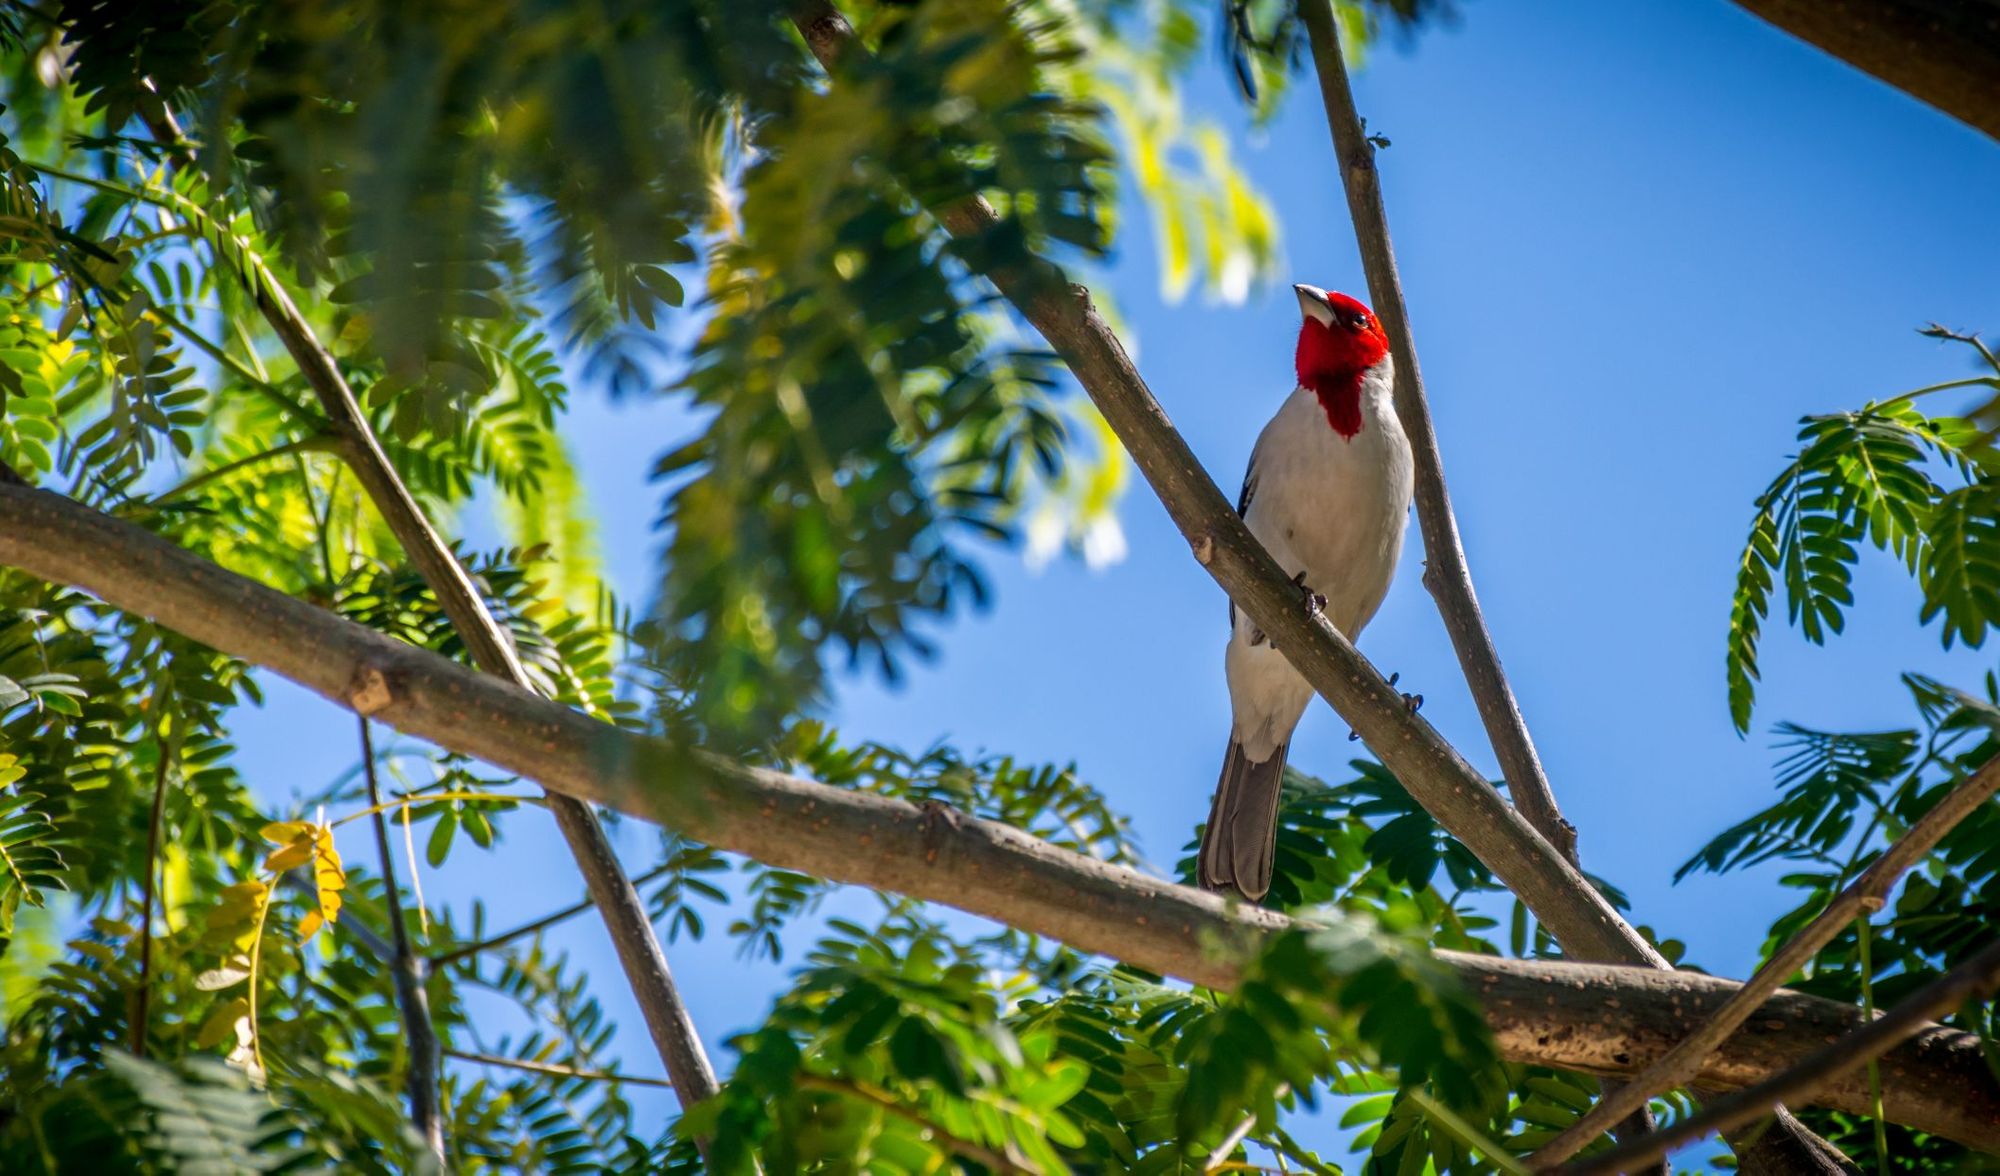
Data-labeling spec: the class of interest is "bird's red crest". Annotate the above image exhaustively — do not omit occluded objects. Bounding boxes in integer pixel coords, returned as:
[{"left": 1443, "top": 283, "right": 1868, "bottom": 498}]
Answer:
[{"left": 1295, "top": 290, "right": 1389, "bottom": 439}]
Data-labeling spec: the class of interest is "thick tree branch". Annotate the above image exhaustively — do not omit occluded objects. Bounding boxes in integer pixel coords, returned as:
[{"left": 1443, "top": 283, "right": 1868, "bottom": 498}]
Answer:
[
  {"left": 0, "top": 482, "right": 1993, "bottom": 1150},
  {"left": 1729, "top": 0, "right": 2000, "bottom": 144},
  {"left": 139, "top": 104, "right": 720, "bottom": 1118},
  {"left": 360, "top": 718, "right": 445, "bottom": 1159},
  {"left": 1566, "top": 935, "right": 2000, "bottom": 1175},
  {"left": 1532, "top": 752, "right": 2000, "bottom": 1166}
]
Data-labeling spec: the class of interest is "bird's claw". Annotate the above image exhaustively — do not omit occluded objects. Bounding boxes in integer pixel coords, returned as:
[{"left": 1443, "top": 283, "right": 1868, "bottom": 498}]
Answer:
[
  {"left": 1384, "top": 672, "right": 1422, "bottom": 713},
  {"left": 1291, "top": 571, "right": 1326, "bottom": 621}
]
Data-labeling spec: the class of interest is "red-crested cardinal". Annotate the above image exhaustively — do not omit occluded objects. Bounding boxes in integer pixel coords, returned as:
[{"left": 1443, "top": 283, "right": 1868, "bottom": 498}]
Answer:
[{"left": 1198, "top": 284, "right": 1414, "bottom": 901}]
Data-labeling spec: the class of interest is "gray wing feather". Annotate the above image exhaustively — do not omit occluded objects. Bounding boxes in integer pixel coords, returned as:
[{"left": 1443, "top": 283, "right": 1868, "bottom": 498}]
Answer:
[{"left": 1229, "top": 454, "right": 1258, "bottom": 627}]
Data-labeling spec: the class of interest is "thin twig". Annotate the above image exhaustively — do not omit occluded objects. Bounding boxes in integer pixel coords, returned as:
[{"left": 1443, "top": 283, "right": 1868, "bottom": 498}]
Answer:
[
  {"left": 443, "top": 1048, "right": 671, "bottom": 1090},
  {"left": 1565, "top": 936, "right": 2000, "bottom": 1175},
  {"left": 361, "top": 717, "right": 445, "bottom": 1159},
  {"left": 430, "top": 858, "right": 681, "bottom": 968},
  {"left": 121, "top": 434, "right": 339, "bottom": 517},
  {"left": 1531, "top": 753, "right": 2000, "bottom": 1166},
  {"left": 795, "top": 1072, "right": 1030, "bottom": 1174}
]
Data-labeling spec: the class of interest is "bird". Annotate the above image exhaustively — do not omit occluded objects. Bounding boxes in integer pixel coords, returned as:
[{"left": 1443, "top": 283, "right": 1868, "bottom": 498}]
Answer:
[{"left": 1198, "top": 284, "right": 1414, "bottom": 902}]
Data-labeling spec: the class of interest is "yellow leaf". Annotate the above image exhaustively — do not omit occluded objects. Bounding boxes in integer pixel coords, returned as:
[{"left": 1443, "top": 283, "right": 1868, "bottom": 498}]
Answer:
[
  {"left": 197, "top": 997, "right": 251, "bottom": 1050},
  {"left": 260, "top": 821, "right": 310, "bottom": 844},
  {"left": 262, "top": 842, "right": 313, "bottom": 873},
  {"left": 310, "top": 823, "right": 344, "bottom": 928},
  {"left": 297, "top": 910, "right": 324, "bottom": 941}
]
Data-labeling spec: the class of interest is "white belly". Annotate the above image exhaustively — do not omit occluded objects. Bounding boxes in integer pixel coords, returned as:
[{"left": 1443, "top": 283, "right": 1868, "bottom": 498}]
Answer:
[{"left": 1225, "top": 370, "right": 1413, "bottom": 759}]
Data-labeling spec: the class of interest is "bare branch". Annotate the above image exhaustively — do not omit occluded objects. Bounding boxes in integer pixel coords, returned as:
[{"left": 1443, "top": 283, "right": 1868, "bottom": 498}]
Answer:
[
  {"left": 361, "top": 717, "right": 445, "bottom": 1159},
  {"left": 443, "top": 1048, "right": 672, "bottom": 1090},
  {"left": 1294, "top": 0, "right": 1571, "bottom": 865},
  {"left": 1566, "top": 935, "right": 2000, "bottom": 1175},
  {"left": 1533, "top": 752, "right": 2000, "bottom": 1166},
  {"left": 0, "top": 481, "right": 1994, "bottom": 1149},
  {"left": 137, "top": 102, "right": 720, "bottom": 1118},
  {"left": 430, "top": 859, "right": 681, "bottom": 969}
]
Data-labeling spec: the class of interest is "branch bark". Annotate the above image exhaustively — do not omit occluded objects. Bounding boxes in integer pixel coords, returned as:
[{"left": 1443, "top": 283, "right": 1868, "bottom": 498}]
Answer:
[
  {"left": 1532, "top": 752, "right": 2000, "bottom": 1166},
  {"left": 0, "top": 481, "right": 1993, "bottom": 1151},
  {"left": 140, "top": 105, "right": 720, "bottom": 1118},
  {"left": 1565, "top": 935, "right": 2000, "bottom": 1175},
  {"left": 1729, "top": 0, "right": 2000, "bottom": 144}
]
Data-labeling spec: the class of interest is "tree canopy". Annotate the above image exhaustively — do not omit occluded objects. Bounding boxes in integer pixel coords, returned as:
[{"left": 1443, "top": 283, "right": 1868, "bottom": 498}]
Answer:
[{"left": 0, "top": 1, "right": 1994, "bottom": 1173}]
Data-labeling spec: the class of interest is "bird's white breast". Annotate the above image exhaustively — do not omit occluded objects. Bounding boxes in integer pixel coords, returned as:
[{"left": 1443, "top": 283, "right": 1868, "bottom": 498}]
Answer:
[
  {"left": 1225, "top": 363, "right": 1413, "bottom": 758},
  {"left": 1241, "top": 366, "right": 1413, "bottom": 636}
]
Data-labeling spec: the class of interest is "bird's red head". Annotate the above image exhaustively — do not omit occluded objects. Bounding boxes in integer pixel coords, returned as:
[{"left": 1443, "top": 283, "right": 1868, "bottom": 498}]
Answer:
[{"left": 1293, "top": 285, "right": 1388, "bottom": 438}]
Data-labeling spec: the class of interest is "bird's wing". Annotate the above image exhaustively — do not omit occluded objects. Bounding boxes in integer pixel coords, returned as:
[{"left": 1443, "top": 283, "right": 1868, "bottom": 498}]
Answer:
[{"left": 1229, "top": 452, "right": 1259, "bottom": 627}]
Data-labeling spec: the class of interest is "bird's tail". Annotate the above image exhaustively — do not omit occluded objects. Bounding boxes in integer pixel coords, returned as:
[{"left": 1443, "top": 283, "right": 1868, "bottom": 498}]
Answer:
[{"left": 1198, "top": 738, "right": 1290, "bottom": 901}]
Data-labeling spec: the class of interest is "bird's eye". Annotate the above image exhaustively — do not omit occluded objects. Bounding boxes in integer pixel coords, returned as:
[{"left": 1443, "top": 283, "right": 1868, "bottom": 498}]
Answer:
[{"left": 1347, "top": 314, "right": 1369, "bottom": 331}]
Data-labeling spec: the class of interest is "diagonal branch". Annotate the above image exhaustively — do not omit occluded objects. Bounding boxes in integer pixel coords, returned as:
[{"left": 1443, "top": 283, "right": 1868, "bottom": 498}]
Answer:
[
  {"left": 1295, "top": 0, "right": 1571, "bottom": 865},
  {"left": 137, "top": 104, "right": 720, "bottom": 1119},
  {"left": 430, "top": 859, "right": 681, "bottom": 969},
  {"left": 1566, "top": 935, "right": 2000, "bottom": 1175},
  {"left": 444, "top": 1048, "right": 673, "bottom": 1090},
  {"left": 1531, "top": 751, "right": 2000, "bottom": 1166},
  {"left": 0, "top": 480, "right": 1994, "bottom": 1150}
]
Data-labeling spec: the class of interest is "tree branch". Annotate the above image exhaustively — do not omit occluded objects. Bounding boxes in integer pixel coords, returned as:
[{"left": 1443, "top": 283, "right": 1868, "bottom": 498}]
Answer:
[
  {"left": 1532, "top": 751, "right": 2000, "bottom": 1166},
  {"left": 1728, "top": 0, "right": 2000, "bottom": 144},
  {"left": 443, "top": 1048, "right": 672, "bottom": 1090},
  {"left": 137, "top": 103, "right": 720, "bottom": 1120},
  {"left": 360, "top": 717, "right": 445, "bottom": 1159},
  {"left": 1294, "top": 0, "right": 1571, "bottom": 864},
  {"left": 429, "top": 859, "right": 681, "bottom": 969},
  {"left": 1565, "top": 935, "right": 2000, "bottom": 1175},
  {"left": 0, "top": 481, "right": 1993, "bottom": 1150}
]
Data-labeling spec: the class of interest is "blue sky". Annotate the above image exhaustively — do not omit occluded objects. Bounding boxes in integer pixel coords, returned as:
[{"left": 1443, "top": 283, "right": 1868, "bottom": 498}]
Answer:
[{"left": 229, "top": 0, "right": 2000, "bottom": 1160}]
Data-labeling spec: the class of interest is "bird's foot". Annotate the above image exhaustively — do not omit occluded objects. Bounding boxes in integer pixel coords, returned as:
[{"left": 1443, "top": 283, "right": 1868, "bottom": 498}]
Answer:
[
  {"left": 1351, "top": 675, "right": 1422, "bottom": 741},
  {"left": 1292, "top": 571, "right": 1327, "bottom": 621}
]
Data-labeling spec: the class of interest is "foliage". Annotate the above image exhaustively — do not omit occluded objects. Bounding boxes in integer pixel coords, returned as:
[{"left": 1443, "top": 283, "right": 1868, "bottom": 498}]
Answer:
[
  {"left": 1725, "top": 329, "right": 2000, "bottom": 731},
  {"left": 0, "top": 0, "right": 1991, "bottom": 1171},
  {"left": 1696, "top": 329, "right": 2000, "bottom": 1170}
]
